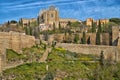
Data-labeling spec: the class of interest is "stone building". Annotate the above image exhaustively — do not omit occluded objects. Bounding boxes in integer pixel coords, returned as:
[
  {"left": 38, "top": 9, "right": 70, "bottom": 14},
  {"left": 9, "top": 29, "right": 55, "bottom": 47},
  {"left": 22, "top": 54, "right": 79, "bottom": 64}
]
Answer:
[
  {"left": 86, "top": 18, "right": 94, "bottom": 27},
  {"left": 39, "top": 24, "right": 53, "bottom": 31},
  {"left": 20, "top": 18, "right": 37, "bottom": 27},
  {"left": 19, "top": 6, "right": 79, "bottom": 30},
  {"left": 38, "top": 6, "right": 79, "bottom": 29},
  {"left": 59, "top": 18, "right": 78, "bottom": 28},
  {"left": 38, "top": 6, "right": 59, "bottom": 28},
  {"left": 96, "top": 19, "right": 109, "bottom": 25},
  {"left": 86, "top": 18, "right": 109, "bottom": 27}
]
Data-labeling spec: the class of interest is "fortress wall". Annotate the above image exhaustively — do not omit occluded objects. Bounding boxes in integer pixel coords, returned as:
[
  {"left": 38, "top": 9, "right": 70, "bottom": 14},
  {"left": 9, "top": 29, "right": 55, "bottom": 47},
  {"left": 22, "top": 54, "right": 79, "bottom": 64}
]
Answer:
[
  {"left": 84, "top": 33, "right": 96, "bottom": 45},
  {"left": 0, "top": 32, "right": 35, "bottom": 72},
  {"left": 101, "top": 33, "right": 110, "bottom": 45},
  {"left": 11, "top": 32, "right": 21, "bottom": 53},
  {"left": 0, "top": 42, "right": 6, "bottom": 72},
  {"left": 56, "top": 43, "right": 119, "bottom": 61},
  {"left": 21, "top": 35, "right": 35, "bottom": 49},
  {"left": 112, "top": 26, "right": 119, "bottom": 46},
  {"left": 46, "top": 33, "right": 109, "bottom": 45},
  {"left": 0, "top": 32, "right": 35, "bottom": 53}
]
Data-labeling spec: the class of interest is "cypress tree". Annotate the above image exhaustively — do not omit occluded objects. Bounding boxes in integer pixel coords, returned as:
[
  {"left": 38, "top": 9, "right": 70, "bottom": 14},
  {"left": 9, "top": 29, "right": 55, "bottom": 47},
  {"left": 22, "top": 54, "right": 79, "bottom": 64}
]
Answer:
[
  {"left": 53, "top": 23, "right": 56, "bottom": 32},
  {"left": 59, "top": 22, "right": 61, "bottom": 30},
  {"left": 67, "top": 21, "right": 71, "bottom": 26},
  {"left": 28, "top": 27, "right": 31, "bottom": 35},
  {"left": 98, "top": 19, "right": 102, "bottom": 33},
  {"left": 44, "top": 31, "right": 49, "bottom": 41},
  {"left": 99, "top": 51, "right": 104, "bottom": 67},
  {"left": 74, "top": 34, "right": 79, "bottom": 43},
  {"left": 92, "top": 20, "right": 96, "bottom": 33},
  {"left": 96, "top": 29, "right": 101, "bottom": 45},
  {"left": 29, "top": 27, "right": 33, "bottom": 36},
  {"left": 37, "top": 17, "right": 39, "bottom": 25},
  {"left": 96, "top": 20, "right": 101, "bottom": 45},
  {"left": 82, "top": 31, "right": 86, "bottom": 44},
  {"left": 25, "top": 27, "right": 28, "bottom": 35},
  {"left": 7, "top": 21, "right": 10, "bottom": 25}
]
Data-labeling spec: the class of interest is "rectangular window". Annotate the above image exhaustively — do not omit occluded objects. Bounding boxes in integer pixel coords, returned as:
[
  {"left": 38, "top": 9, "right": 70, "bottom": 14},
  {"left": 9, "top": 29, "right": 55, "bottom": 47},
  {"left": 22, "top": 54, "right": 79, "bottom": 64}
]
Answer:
[{"left": 51, "top": 14, "right": 53, "bottom": 18}]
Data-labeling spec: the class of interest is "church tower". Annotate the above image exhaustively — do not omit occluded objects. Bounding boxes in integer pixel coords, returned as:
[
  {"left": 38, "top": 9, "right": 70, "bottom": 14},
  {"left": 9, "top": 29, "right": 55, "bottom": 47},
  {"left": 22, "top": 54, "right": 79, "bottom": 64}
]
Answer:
[{"left": 38, "top": 6, "right": 59, "bottom": 28}]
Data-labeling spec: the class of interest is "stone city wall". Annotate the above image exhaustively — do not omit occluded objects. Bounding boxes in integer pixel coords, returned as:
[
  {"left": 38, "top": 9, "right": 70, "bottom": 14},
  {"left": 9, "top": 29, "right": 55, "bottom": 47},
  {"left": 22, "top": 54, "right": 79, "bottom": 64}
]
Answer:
[
  {"left": 0, "top": 32, "right": 35, "bottom": 53},
  {"left": 40, "top": 33, "right": 110, "bottom": 45},
  {"left": 56, "top": 43, "right": 120, "bottom": 61},
  {"left": 0, "top": 32, "right": 36, "bottom": 72}
]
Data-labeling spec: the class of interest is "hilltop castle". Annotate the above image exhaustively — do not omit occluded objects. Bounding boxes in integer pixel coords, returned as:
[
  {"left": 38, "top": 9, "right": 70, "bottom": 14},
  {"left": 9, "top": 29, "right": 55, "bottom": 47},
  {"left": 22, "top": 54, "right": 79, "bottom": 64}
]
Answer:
[
  {"left": 38, "top": 6, "right": 59, "bottom": 28},
  {"left": 86, "top": 18, "right": 109, "bottom": 27},
  {"left": 20, "top": 6, "right": 78, "bottom": 29}
]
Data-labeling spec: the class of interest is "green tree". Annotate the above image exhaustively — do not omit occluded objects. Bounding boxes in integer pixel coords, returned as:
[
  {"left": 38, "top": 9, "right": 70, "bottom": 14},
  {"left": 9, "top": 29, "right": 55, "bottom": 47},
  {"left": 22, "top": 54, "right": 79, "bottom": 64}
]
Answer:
[
  {"left": 99, "top": 51, "right": 104, "bottom": 67},
  {"left": 33, "top": 28, "right": 39, "bottom": 38},
  {"left": 82, "top": 31, "right": 86, "bottom": 44},
  {"left": 67, "top": 21, "right": 71, "bottom": 26},
  {"left": 10, "top": 20, "right": 17, "bottom": 23},
  {"left": 44, "top": 31, "right": 49, "bottom": 41},
  {"left": 96, "top": 20, "right": 102, "bottom": 45},
  {"left": 53, "top": 23, "right": 56, "bottom": 32},
  {"left": 96, "top": 31, "right": 101, "bottom": 45},
  {"left": 44, "top": 72, "right": 54, "bottom": 80},
  {"left": 110, "top": 18, "right": 120, "bottom": 25},
  {"left": 20, "top": 18, "right": 23, "bottom": 27},
  {"left": 91, "top": 20, "right": 96, "bottom": 33},
  {"left": 29, "top": 27, "right": 33, "bottom": 36},
  {"left": 98, "top": 19, "right": 102, "bottom": 33},
  {"left": 59, "top": 22, "right": 61, "bottom": 30},
  {"left": 7, "top": 21, "right": 10, "bottom": 27},
  {"left": 7, "top": 21, "right": 10, "bottom": 25},
  {"left": 74, "top": 34, "right": 79, "bottom": 43},
  {"left": 71, "top": 21, "right": 81, "bottom": 27},
  {"left": 37, "top": 17, "right": 40, "bottom": 25},
  {"left": 28, "top": 21, "right": 30, "bottom": 26},
  {"left": 25, "top": 27, "right": 30, "bottom": 35},
  {"left": 96, "top": 23, "right": 101, "bottom": 45}
]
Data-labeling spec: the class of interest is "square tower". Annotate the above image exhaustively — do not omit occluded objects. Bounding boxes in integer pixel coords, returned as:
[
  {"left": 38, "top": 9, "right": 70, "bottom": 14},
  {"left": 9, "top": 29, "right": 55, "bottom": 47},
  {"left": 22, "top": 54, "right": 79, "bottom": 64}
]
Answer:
[{"left": 38, "top": 6, "right": 59, "bottom": 28}]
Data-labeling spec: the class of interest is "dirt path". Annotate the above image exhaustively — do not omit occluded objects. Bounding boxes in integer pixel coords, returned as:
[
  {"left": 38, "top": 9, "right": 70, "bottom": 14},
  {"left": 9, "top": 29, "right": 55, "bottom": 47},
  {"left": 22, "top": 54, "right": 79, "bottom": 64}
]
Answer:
[{"left": 39, "top": 48, "right": 52, "bottom": 62}]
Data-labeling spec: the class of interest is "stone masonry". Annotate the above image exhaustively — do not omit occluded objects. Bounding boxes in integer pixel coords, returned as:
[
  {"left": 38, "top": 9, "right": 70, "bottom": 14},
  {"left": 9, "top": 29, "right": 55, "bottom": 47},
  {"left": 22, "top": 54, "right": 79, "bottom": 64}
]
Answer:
[
  {"left": 0, "top": 31, "right": 35, "bottom": 72},
  {"left": 0, "top": 31, "right": 35, "bottom": 53},
  {"left": 56, "top": 43, "right": 120, "bottom": 61}
]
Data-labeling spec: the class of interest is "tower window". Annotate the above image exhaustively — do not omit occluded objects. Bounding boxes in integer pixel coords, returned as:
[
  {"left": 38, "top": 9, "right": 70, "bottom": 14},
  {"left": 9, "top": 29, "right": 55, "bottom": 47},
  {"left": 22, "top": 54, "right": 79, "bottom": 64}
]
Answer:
[{"left": 51, "top": 14, "right": 54, "bottom": 18}]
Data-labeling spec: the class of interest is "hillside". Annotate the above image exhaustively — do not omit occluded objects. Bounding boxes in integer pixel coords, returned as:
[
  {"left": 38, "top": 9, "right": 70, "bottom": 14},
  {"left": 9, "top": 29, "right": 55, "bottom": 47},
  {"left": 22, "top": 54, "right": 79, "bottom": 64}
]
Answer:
[{"left": 2, "top": 47, "right": 120, "bottom": 80}]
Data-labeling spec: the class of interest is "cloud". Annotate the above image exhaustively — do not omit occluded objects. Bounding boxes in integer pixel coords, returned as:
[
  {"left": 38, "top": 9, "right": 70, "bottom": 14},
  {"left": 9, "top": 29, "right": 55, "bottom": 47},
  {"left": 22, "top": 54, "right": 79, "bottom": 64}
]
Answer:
[
  {"left": 0, "top": 0, "right": 120, "bottom": 24},
  {"left": 2, "top": 0, "right": 94, "bottom": 11}
]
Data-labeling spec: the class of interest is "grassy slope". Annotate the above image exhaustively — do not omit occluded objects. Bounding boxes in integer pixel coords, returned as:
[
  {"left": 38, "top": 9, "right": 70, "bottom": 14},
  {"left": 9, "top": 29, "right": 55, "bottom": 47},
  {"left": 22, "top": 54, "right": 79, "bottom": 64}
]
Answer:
[{"left": 3, "top": 47, "right": 98, "bottom": 80}]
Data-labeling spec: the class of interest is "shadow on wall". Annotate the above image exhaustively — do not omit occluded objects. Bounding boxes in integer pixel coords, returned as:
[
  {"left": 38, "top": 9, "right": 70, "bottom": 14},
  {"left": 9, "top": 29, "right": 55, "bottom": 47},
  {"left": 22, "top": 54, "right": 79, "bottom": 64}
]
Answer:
[{"left": 113, "top": 37, "right": 119, "bottom": 46}]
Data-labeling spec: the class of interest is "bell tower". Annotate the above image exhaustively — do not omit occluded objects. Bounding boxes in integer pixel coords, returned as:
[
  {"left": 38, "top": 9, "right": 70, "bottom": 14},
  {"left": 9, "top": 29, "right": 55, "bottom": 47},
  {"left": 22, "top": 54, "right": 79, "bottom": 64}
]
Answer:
[{"left": 38, "top": 6, "right": 59, "bottom": 28}]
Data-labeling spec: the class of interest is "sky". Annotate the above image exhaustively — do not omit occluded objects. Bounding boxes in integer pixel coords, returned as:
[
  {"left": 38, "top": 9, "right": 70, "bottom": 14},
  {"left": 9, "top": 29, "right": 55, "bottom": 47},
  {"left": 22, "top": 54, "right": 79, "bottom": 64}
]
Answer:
[{"left": 0, "top": 0, "right": 120, "bottom": 24}]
